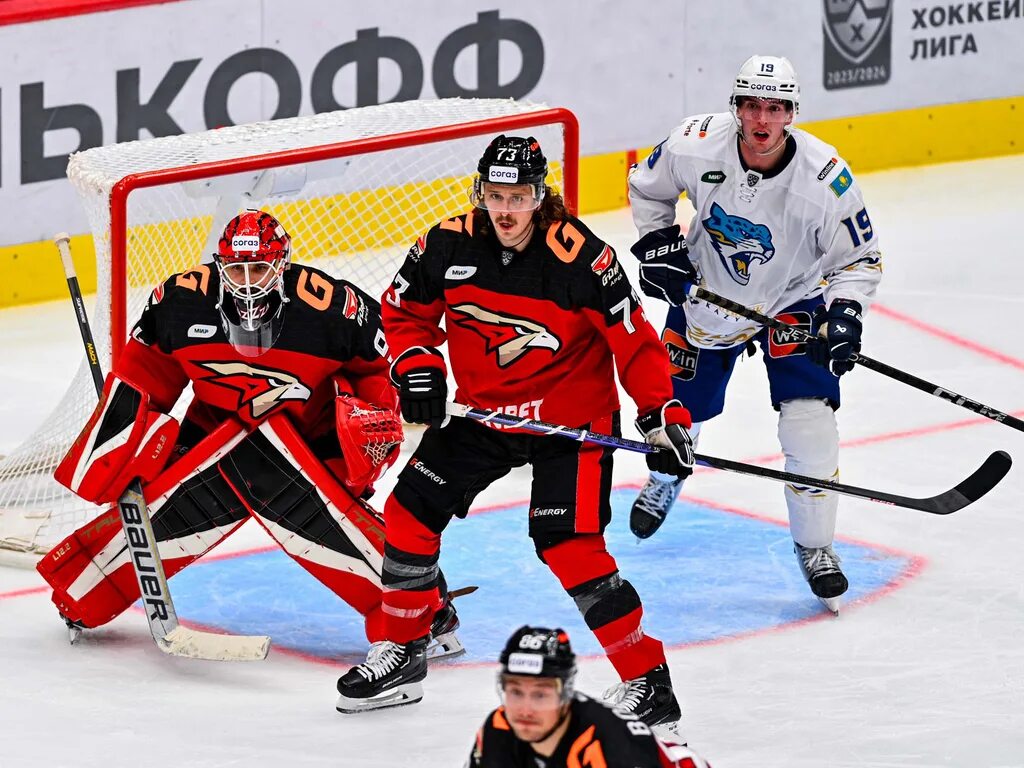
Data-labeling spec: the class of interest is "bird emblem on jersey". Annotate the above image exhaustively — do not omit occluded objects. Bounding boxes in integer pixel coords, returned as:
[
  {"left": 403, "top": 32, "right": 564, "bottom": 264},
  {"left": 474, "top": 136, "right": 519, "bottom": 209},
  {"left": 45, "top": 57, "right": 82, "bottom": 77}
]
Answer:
[
  {"left": 449, "top": 303, "right": 561, "bottom": 368},
  {"left": 702, "top": 202, "right": 775, "bottom": 286},
  {"left": 197, "top": 361, "right": 312, "bottom": 418}
]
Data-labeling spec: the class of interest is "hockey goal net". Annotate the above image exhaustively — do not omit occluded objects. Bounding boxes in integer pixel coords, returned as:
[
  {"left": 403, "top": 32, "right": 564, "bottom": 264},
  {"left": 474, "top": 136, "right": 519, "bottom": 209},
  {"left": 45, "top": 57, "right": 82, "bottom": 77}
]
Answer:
[{"left": 0, "top": 98, "right": 578, "bottom": 566}]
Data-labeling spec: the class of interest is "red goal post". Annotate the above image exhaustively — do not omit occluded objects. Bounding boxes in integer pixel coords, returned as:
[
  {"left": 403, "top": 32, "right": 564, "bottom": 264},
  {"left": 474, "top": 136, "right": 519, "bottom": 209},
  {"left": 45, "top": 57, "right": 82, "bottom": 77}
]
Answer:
[{"left": 0, "top": 98, "right": 578, "bottom": 565}]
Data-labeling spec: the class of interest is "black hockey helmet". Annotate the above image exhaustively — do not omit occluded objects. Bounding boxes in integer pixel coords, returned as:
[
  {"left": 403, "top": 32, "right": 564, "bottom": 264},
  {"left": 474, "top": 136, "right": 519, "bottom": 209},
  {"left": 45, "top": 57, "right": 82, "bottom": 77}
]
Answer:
[
  {"left": 471, "top": 135, "right": 547, "bottom": 211},
  {"left": 499, "top": 626, "right": 576, "bottom": 693},
  {"left": 477, "top": 135, "right": 548, "bottom": 185}
]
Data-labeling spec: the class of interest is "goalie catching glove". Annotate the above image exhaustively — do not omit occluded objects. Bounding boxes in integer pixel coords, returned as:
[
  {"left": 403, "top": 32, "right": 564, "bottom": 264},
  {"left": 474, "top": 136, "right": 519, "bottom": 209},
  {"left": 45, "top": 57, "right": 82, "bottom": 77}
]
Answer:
[
  {"left": 636, "top": 400, "right": 695, "bottom": 478},
  {"left": 54, "top": 374, "right": 179, "bottom": 505},
  {"left": 335, "top": 395, "right": 404, "bottom": 498},
  {"left": 629, "top": 224, "right": 697, "bottom": 306}
]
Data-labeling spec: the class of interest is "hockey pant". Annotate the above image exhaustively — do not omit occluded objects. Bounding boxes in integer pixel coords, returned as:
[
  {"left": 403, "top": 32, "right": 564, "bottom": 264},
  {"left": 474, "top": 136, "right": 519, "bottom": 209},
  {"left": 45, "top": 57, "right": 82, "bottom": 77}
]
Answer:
[
  {"left": 37, "top": 415, "right": 388, "bottom": 640},
  {"left": 379, "top": 415, "right": 666, "bottom": 681}
]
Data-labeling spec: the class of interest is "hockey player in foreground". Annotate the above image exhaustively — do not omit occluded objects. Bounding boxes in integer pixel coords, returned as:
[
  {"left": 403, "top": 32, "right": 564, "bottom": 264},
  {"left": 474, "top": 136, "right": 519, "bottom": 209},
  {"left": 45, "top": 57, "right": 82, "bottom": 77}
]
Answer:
[
  {"left": 335, "top": 135, "right": 695, "bottom": 732},
  {"left": 626, "top": 55, "right": 883, "bottom": 613},
  {"left": 465, "top": 626, "right": 712, "bottom": 767},
  {"left": 38, "top": 209, "right": 461, "bottom": 657}
]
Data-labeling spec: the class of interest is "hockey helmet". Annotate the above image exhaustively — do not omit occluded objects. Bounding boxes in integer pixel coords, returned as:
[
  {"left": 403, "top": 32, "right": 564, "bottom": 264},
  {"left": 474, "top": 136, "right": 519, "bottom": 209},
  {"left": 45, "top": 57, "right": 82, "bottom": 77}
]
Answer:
[
  {"left": 498, "top": 625, "right": 576, "bottom": 703},
  {"left": 730, "top": 55, "right": 800, "bottom": 130},
  {"left": 213, "top": 209, "right": 291, "bottom": 355},
  {"left": 471, "top": 135, "right": 547, "bottom": 212}
]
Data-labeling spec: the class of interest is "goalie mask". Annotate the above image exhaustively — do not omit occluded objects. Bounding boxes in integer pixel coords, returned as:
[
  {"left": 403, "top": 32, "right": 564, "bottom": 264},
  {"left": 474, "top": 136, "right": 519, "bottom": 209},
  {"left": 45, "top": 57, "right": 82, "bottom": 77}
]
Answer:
[
  {"left": 470, "top": 135, "right": 548, "bottom": 212},
  {"left": 214, "top": 209, "right": 291, "bottom": 356}
]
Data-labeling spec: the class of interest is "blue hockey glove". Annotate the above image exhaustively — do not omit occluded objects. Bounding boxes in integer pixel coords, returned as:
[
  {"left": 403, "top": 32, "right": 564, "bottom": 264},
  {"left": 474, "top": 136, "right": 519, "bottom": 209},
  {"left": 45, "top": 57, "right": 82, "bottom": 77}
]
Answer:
[
  {"left": 809, "top": 299, "right": 863, "bottom": 377},
  {"left": 629, "top": 225, "right": 697, "bottom": 306}
]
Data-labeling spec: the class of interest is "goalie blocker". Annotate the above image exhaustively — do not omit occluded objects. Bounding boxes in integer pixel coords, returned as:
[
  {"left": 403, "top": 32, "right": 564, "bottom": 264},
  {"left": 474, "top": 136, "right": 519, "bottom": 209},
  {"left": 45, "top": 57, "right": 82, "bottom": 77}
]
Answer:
[{"left": 41, "top": 413, "right": 389, "bottom": 638}]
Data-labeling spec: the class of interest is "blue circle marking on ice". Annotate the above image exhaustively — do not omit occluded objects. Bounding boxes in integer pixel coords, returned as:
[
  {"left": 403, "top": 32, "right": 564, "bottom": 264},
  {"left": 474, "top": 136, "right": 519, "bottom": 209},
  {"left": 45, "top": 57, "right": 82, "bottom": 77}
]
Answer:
[{"left": 166, "top": 489, "right": 915, "bottom": 665}]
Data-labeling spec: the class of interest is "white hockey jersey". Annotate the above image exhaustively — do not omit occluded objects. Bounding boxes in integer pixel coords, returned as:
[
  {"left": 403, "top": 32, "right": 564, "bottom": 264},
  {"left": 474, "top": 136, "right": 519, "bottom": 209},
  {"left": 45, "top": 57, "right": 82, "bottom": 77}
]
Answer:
[{"left": 628, "top": 112, "right": 882, "bottom": 350}]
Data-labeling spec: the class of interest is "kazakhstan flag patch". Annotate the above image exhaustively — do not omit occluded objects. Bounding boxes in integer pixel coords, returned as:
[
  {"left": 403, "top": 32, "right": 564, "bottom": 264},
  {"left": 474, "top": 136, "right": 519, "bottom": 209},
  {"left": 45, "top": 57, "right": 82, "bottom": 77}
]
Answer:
[{"left": 829, "top": 167, "right": 853, "bottom": 197}]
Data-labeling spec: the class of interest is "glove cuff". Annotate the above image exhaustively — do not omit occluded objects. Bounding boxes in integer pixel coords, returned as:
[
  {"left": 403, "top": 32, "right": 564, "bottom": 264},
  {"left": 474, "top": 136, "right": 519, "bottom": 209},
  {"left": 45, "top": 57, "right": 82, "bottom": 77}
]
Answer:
[
  {"left": 636, "top": 398, "right": 692, "bottom": 436},
  {"left": 829, "top": 298, "right": 863, "bottom": 326},
  {"left": 390, "top": 346, "right": 447, "bottom": 384}
]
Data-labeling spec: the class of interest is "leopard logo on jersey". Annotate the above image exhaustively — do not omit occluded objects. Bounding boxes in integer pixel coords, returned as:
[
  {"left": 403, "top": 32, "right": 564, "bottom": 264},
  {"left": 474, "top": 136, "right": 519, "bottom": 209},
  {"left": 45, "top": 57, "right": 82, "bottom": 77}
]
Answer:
[
  {"left": 197, "top": 361, "right": 312, "bottom": 418},
  {"left": 449, "top": 303, "right": 561, "bottom": 368},
  {"left": 702, "top": 202, "right": 775, "bottom": 286}
]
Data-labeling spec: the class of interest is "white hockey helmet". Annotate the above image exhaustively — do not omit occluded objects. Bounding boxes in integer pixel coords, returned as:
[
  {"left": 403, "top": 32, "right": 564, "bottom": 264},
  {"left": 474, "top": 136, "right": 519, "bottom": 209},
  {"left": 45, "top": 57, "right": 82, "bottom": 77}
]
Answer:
[{"left": 730, "top": 55, "right": 800, "bottom": 127}]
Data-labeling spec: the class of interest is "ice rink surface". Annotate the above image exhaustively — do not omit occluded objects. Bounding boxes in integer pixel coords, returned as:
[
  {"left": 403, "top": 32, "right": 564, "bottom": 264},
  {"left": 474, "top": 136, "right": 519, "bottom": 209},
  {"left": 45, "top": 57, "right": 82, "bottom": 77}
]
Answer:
[{"left": 2, "top": 155, "right": 1023, "bottom": 767}]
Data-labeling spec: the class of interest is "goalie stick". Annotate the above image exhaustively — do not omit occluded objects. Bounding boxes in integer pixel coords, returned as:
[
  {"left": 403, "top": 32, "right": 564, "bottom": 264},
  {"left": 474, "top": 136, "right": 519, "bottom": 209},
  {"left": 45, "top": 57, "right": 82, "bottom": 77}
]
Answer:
[
  {"left": 55, "top": 233, "right": 270, "bottom": 661},
  {"left": 686, "top": 285, "right": 1024, "bottom": 433},
  {"left": 445, "top": 403, "right": 1011, "bottom": 515}
]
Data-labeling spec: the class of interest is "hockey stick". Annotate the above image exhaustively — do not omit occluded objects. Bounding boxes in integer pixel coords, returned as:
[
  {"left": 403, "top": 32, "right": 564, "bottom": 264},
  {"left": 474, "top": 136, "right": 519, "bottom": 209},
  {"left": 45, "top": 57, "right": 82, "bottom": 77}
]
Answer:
[
  {"left": 685, "top": 285, "right": 1024, "bottom": 433},
  {"left": 54, "top": 233, "right": 270, "bottom": 661},
  {"left": 445, "top": 403, "right": 1011, "bottom": 515}
]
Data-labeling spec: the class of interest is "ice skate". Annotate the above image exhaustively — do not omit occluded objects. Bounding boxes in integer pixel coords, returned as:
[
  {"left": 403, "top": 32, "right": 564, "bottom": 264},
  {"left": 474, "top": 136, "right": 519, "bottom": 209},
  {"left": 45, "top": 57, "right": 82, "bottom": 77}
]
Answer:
[
  {"left": 604, "top": 663, "right": 682, "bottom": 735},
  {"left": 426, "top": 597, "right": 464, "bottom": 661},
  {"left": 336, "top": 637, "right": 428, "bottom": 714},
  {"left": 630, "top": 474, "right": 684, "bottom": 539},
  {"left": 794, "top": 542, "right": 848, "bottom": 614}
]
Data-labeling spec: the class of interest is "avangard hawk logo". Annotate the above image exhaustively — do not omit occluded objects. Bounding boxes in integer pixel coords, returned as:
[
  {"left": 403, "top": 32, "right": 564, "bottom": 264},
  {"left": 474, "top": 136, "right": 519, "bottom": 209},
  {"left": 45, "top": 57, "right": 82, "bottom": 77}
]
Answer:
[
  {"left": 449, "top": 303, "right": 561, "bottom": 368},
  {"left": 198, "top": 361, "right": 312, "bottom": 418}
]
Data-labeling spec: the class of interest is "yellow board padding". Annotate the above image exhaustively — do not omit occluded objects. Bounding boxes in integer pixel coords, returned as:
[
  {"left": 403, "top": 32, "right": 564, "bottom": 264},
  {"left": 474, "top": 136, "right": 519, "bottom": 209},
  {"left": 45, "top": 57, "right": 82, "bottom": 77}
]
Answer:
[
  {"left": 800, "top": 95, "right": 1024, "bottom": 172},
  {"left": 577, "top": 152, "right": 632, "bottom": 214},
  {"left": 0, "top": 234, "right": 97, "bottom": 307}
]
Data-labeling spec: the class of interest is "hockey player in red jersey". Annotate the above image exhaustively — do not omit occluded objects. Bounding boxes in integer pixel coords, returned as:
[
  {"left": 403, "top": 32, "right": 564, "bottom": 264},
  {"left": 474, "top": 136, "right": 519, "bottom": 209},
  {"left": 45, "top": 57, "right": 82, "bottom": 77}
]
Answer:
[
  {"left": 38, "top": 209, "right": 461, "bottom": 656},
  {"left": 336, "top": 135, "right": 695, "bottom": 732},
  {"left": 465, "top": 626, "right": 712, "bottom": 767}
]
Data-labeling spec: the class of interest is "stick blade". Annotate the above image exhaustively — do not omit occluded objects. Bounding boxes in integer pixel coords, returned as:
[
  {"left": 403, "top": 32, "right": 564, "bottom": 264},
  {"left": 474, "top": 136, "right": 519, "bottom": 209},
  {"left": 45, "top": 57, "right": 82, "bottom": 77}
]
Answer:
[
  {"left": 158, "top": 626, "right": 271, "bottom": 662},
  {"left": 926, "top": 450, "right": 1012, "bottom": 515}
]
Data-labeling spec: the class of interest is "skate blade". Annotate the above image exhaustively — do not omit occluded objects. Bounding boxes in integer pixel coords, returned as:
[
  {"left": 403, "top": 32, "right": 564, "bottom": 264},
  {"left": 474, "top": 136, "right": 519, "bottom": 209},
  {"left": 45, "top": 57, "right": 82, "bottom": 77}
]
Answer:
[
  {"left": 427, "top": 630, "right": 465, "bottom": 662},
  {"left": 67, "top": 625, "right": 83, "bottom": 646},
  {"left": 652, "top": 719, "right": 685, "bottom": 742},
  {"left": 818, "top": 595, "right": 842, "bottom": 615},
  {"left": 335, "top": 682, "right": 423, "bottom": 714}
]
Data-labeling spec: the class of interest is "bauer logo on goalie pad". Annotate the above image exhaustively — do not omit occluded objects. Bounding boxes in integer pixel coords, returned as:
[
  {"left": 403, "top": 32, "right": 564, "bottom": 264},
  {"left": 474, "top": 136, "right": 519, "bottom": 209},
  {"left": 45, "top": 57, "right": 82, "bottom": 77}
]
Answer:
[
  {"left": 768, "top": 312, "right": 812, "bottom": 358},
  {"left": 488, "top": 166, "right": 519, "bottom": 183},
  {"left": 506, "top": 652, "right": 544, "bottom": 675}
]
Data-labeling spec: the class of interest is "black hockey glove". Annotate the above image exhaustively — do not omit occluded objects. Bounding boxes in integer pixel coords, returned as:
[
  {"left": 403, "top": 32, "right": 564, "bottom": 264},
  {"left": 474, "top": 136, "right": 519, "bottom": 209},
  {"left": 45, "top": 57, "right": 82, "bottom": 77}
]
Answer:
[
  {"left": 391, "top": 347, "right": 449, "bottom": 427},
  {"left": 809, "top": 299, "right": 863, "bottom": 377},
  {"left": 629, "top": 225, "right": 697, "bottom": 306},
  {"left": 636, "top": 400, "right": 695, "bottom": 478}
]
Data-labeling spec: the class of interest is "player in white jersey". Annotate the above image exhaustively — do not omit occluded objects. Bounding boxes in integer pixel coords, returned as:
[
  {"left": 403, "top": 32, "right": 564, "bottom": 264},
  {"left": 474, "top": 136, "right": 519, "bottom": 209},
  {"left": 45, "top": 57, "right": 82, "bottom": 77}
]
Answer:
[{"left": 626, "top": 55, "right": 883, "bottom": 612}]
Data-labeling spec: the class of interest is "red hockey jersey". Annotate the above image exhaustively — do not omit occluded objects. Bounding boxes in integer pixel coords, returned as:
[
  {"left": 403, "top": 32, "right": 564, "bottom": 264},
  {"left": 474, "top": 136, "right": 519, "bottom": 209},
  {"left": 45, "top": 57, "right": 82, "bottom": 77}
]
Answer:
[
  {"left": 117, "top": 262, "right": 392, "bottom": 440},
  {"left": 382, "top": 212, "right": 674, "bottom": 429}
]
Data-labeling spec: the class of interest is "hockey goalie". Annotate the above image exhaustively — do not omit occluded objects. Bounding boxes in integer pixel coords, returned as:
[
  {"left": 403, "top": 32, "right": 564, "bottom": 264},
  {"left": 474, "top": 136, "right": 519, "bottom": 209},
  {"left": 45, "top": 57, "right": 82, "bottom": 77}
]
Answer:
[{"left": 37, "top": 209, "right": 462, "bottom": 657}]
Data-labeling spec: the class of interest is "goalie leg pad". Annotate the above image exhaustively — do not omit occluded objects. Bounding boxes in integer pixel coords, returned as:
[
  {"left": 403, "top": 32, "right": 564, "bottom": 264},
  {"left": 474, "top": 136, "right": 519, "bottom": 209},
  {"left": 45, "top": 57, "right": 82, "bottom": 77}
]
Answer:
[
  {"left": 217, "top": 415, "right": 385, "bottom": 637},
  {"left": 55, "top": 374, "right": 179, "bottom": 505},
  {"left": 37, "top": 422, "right": 252, "bottom": 628},
  {"left": 777, "top": 398, "right": 840, "bottom": 548}
]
